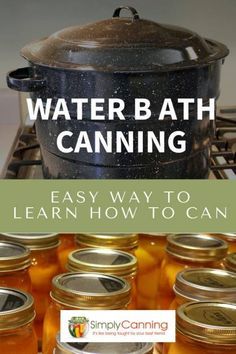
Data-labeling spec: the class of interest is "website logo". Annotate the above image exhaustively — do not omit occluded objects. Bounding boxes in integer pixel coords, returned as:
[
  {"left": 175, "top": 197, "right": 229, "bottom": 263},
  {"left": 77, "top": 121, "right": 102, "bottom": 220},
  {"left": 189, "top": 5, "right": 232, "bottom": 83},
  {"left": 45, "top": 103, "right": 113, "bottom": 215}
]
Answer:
[
  {"left": 62, "top": 310, "right": 176, "bottom": 342},
  {"left": 68, "top": 316, "right": 89, "bottom": 338}
]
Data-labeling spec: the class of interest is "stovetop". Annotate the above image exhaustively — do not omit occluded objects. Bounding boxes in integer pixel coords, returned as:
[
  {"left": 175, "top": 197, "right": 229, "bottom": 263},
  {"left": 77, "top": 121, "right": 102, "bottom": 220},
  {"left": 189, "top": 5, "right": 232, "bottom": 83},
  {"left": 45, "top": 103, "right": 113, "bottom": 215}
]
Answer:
[
  {"left": 4, "top": 106, "right": 236, "bottom": 179},
  {"left": 210, "top": 106, "right": 236, "bottom": 179}
]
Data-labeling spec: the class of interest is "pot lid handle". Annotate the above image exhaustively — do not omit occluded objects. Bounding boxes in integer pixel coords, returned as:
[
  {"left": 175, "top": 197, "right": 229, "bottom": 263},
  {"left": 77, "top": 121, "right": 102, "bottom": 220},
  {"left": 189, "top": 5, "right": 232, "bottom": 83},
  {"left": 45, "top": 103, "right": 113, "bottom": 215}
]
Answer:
[{"left": 112, "top": 6, "right": 140, "bottom": 20}]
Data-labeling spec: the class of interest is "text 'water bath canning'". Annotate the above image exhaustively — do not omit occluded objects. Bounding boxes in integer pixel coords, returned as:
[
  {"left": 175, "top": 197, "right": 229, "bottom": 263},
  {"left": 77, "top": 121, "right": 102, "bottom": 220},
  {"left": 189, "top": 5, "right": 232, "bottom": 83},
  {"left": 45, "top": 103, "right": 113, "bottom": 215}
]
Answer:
[{"left": 7, "top": 6, "right": 229, "bottom": 178}]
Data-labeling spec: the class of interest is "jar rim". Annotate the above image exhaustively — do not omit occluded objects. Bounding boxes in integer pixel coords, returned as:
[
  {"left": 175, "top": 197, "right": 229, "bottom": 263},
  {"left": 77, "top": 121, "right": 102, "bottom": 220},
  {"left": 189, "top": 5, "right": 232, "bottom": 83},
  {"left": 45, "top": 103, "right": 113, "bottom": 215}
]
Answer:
[
  {"left": 0, "top": 287, "right": 35, "bottom": 330},
  {"left": 75, "top": 233, "right": 138, "bottom": 250},
  {"left": 208, "top": 233, "right": 236, "bottom": 241},
  {"left": 67, "top": 248, "right": 137, "bottom": 277},
  {"left": 139, "top": 233, "right": 168, "bottom": 237},
  {"left": 55, "top": 334, "right": 154, "bottom": 354},
  {"left": 177, "top": 302, "right": 236, "bottom": 345},
  {"left": 0, "top": 241, "right": 31, "bottom": 272},
  {"left": 224, "top": 253, "right": 236, "bottom": 272},
  {"left": 51, "top": 272, "right": 131, "bottom": 309},
  {"left": 174, "top": 268, "right": 236, "bottom": 302},
  {"left": 0, "top": 233, "right": 60, "bottom": 250},
  {"left": 166, "top": 234, "right": 228, "bottom": 262}
]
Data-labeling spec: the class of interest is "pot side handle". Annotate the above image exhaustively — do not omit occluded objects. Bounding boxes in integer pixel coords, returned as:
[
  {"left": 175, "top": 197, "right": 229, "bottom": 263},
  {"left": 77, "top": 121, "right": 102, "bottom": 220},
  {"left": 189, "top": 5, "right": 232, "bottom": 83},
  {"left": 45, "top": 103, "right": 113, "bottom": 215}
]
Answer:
[{"left": 6, "top": 67, "right": 46, "bottom": 92}]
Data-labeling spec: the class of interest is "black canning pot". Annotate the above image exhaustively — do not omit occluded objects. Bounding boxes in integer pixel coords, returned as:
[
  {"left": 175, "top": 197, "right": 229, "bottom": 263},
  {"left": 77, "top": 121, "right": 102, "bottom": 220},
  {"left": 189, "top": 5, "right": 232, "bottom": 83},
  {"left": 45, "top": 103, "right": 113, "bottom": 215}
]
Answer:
[{"left": 7, "top": 6, "right": 229, "bottom": 179}]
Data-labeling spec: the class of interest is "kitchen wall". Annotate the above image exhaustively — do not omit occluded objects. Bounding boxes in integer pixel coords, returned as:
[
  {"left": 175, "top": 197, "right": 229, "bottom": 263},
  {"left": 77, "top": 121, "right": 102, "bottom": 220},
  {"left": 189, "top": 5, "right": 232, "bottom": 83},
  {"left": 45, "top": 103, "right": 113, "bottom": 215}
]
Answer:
[{"left": 0, "top": 0, "right": 235, "bottom": 105}]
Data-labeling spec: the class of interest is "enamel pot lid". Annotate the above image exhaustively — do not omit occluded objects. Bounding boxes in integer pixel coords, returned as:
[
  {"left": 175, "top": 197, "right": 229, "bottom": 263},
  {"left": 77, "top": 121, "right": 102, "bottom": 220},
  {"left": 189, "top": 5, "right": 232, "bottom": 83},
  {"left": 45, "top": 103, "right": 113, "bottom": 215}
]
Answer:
[{"left": 21, "top": 6, "right": 229, "bottom": 72}]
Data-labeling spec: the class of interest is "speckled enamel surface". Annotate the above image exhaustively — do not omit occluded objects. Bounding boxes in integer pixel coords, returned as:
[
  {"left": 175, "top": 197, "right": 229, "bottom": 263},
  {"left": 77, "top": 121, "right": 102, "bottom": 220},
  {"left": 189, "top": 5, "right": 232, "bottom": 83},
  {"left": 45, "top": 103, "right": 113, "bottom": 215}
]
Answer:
[
  {"left": 7, "top": 6, "right": 229, "bottom": 179},
  {"left": 30, "top": 62, "right": 221, "bottom": 179}
]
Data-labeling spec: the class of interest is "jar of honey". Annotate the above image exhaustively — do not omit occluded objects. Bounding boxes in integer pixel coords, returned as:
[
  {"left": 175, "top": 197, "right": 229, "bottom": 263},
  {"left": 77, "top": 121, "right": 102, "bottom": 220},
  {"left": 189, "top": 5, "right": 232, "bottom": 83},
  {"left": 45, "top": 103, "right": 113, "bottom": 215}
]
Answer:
[
  {"left": 224, "top": 253, "right": 236, "bottom": 273},
  {"left": 158, "top": 234, "right": 228, "bottom": 309},
  {"left": 67, "top": 248, "right": 137, "bottom": 309},
  {"left": 135, "top": 233, "right": 167, "bottom": 309},
  {"left": 42, "top": 272, "right": 131, "bottom": 354},
  {"left": 57, "top": 234, "right": 76, "bottom": 272},
  {"left": 75, "top": 233, "right": 138, "bottom": 254},
  {"left": 54, "top": 335, "right": 154, "bottom": 353},
  {"left": 0, "top": 233, "right": 61, "bottom": 342},
  {"left": 208, "top": 233, "right": 236, "bottom": 253},
  {"left": 163, "top": 302, "right": 236, "bottom": 354},
  {"left": 170, "top": 268, "right": 236, "bottom": 309},
  {"left": 0, "top": 287, "right": 37, "bottom": 354},
  {"left": 0, "top": 241, "right": 31, "bottom": 292}
]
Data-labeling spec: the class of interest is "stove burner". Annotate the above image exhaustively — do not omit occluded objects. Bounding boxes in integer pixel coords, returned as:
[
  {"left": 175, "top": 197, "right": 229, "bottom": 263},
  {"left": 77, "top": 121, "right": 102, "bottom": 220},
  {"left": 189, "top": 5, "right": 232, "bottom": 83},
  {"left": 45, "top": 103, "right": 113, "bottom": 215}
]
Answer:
[
  {"left": 5, "top": 107, "right": 236, "bottom": 179},
  {"left": 210, "top": 107, "right": 236, "bottom": 179},
  {"left": 6, "top": 128, "right": 42, "bottom": 179}
]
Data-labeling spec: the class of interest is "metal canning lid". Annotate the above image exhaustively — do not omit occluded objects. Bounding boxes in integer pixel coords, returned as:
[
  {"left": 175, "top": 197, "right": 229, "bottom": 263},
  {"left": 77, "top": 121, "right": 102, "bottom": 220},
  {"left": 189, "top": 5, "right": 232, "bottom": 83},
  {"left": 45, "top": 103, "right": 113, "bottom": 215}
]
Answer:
[
  {"left": 224, "top": 253, "right": 236, "bottom": 272},
  {"left": 67, "top": 248, "right": 137, "bottom": 277},
  {"left": 209, "top": 233, "right": 236, "bottom": 242},
  {"left": 174, "top": 268, "right": 236, "bottom": 302},
  {"left": 55, "top": 335, "right": 153, "bottom": 354},
  {"left": 166, "top": 234, "right": 228, "bottom": 262},
  {"left": 0, "top": 241, "right": 31, "bottom": 272},
  {"left": 0, "top": 233, "right": 60, "bottom": 250},
  {"left": 139, "top": 233, "right": 168, "bottom": 237},
  {"left": 51, "top": 272, "right": 131, "bottom": 309},
  {"left": 0, "top": 287, "right": 35, "bottom": 330},
  {"left": 177, "top": 302, "right": 236, "bottom": 344},
  {"left": 75, "top": 233, "right": 138, "bottom": 251},
  {"left": 21, "top": 6, "right": 229, "bottom": 72}
]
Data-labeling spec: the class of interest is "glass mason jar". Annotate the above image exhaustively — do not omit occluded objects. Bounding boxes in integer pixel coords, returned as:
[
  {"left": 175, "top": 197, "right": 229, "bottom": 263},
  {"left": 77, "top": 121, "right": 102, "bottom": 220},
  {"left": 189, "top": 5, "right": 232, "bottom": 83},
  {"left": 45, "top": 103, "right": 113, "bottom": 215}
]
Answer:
[
  {"left": 0, "top": 287, "right": 37, "bottom": 354},
  {"left": 163, "top": 302, "right": 236, "bottom": 354},
  {"left": 57, "top": 234, "right": 76, "bottom": 272},
  {"left": 135, "top": 233, "right": 167, "bottom": 309},
  {"left": 43, "top": 272, "right": 131, "bottom": 354},
  {"left": 67, "top": 248, "right": 138, "bottom": 309},
  {"left": 0, "top": 241, "right": 31, "bottom": 292},
  {"left": 169, "top": 268, "right": 236, "bottom": 309},
  {"left": 0, "top": 233, "right": 61, "bottom": 342},
  {"left": 153, "top": 344, "right": 162, "bottom": 354},
  {"left": 208, "top": 233, "right": 236, "bottom": 253},
  {"left": 75, "top": 233, "right": 138, "bottom": 255},
  {"left": 224, "top": 253, "right": 236, "bottom": 273},
  {"left": 54, "top": 335, "right": 154, "bottom": 354},
  {"left": 158, "top": 234, "right": 228, "bottom": 309}
]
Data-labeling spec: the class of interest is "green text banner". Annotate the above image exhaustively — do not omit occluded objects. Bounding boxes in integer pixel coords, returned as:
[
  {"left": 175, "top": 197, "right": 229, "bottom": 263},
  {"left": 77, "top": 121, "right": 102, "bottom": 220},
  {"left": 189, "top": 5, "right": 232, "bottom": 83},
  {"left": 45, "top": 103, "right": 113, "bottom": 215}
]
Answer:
[{"left": 0, "top": 180, "right": 235, "bottom": 232}]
